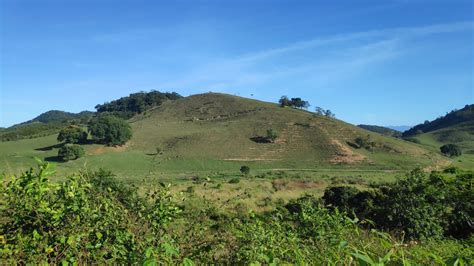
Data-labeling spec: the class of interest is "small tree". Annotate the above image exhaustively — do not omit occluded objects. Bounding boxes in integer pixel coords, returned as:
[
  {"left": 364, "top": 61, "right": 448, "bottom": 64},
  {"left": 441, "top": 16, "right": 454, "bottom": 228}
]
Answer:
[
  {"left": 57, "top": 125, "right": 88, "bottom": 144},
  {"left": 315, "top": 107, "right": 325, "bottom": 115},
  {"left": 58, "top": 144, "right": 85, "bottom": 161},
  {"left": 88, "top": 115, "right": 132, "bottom": 146},
  {"left": 324, "top": 109, "right": 335, "bottom": 118},
  {"left": 240, "top": 165, "right": 250, "bottom": 176},
  {"left": 440, "top": 144, "right": 462, "bottom": 157},
  {"left": 266, "top": 129, "right": 278, "bottom": 143},
  {"left": 278, "top": 96, "right": 291, "bottom": 107}
]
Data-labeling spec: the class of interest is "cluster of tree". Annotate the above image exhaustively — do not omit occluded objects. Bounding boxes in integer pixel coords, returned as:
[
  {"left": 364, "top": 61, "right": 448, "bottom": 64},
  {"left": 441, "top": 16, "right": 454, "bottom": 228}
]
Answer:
[
  {"left": 278, "top": 96, "right": 310, "bottom": 109},
  {"left": 56, "top": 126, "right": 88, "bottom": 161},
  {"left": 314, "top": 107, "right": 335, "bottom": 118},
  {"left": 57, "top": 125, "right": 88, "bottom": 144},
  {"left": 440, "top": 143, "right": 462, "bottom": 157},
  {"left": 55, "top": 115, "right": 132, "bottom": 161},
  {"left": 403, "top": 104, "right": 473, "bottom": 137},
  {"left": 95, "top": 90, "right": 182, "bottom": 118}
]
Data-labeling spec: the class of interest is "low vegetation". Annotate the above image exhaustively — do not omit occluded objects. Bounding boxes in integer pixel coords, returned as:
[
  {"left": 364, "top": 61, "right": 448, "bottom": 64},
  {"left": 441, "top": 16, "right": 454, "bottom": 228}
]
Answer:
[
  {"left": 1, "top": 162, "right": 472, "bottom": 264},
  {"left": 1, "top": 163, "right": 181, "bottom": 264}
]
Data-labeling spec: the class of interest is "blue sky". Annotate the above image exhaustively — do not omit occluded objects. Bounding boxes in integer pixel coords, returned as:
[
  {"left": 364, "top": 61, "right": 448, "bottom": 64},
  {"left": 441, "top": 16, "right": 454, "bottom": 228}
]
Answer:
[{"left": 1, "top": 0, "right": 473, "bottom": 128}]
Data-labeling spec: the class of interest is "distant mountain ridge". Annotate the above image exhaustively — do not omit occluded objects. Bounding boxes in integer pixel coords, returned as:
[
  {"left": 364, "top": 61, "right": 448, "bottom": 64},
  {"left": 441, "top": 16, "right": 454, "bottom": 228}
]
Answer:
[
  {"left": 386, "top": 126, "right": 411, "bottom": 132},
  {"left": 357, "top": 124, "right": 402, "bottom": 138},
  {"left": 403, "top": 104, "right": 473, "bottom": 137},
  {"left": 21, "top": 110, "right": 95, "bottom": 125}
]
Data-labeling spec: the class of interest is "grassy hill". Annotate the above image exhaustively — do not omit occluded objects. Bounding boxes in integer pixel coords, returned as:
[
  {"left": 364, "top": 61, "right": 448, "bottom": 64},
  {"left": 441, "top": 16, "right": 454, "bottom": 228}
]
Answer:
[
  {"left": 401, "top": 104, "right": 474, "bottom": 168},
  {"left": 0, "top": 93, "right": 452, "bottom": 180},
  {"left": 403, "top": 104, "right": 473, "bottom": 137},
  {"left": 0, "top": 110, "right": 94, "bottom": 142}
]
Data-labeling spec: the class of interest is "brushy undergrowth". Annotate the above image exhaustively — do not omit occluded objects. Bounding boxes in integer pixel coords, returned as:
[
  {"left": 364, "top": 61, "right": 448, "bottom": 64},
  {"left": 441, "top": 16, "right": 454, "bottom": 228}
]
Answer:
[
  {"left": 0, "top": 162, "right": 182, "bottom": 264},
  {"left": 1, "top": 162, "right": 473, "bottom": 265}
]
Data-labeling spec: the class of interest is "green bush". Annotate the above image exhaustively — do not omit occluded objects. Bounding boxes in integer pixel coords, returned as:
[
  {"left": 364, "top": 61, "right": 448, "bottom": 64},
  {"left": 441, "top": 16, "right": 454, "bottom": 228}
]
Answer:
[
  {"left": 58, "top": 144, "right": 85, "bottom": 161},
  {"left": 266, "top": 129, "right": 278, "bottom": 143},
  {"left": 354, "top": 135, "right": 376, "bottom": 150},
  {"left": 440, "top": 144, "right": 462, "bottom": 157},
  {"left": 240, "top": 165, "right": 250, "bottom": 176}
]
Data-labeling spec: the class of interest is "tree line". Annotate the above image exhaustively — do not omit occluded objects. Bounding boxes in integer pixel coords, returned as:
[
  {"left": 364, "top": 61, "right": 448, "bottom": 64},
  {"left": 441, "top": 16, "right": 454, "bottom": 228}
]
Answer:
[{"left": 95, "top": 91, "right": 182, "bottom": 118}]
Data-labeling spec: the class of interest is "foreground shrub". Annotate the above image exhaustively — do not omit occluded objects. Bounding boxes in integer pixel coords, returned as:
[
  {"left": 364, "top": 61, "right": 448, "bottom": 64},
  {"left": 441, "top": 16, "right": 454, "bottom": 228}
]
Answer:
[
  {"left": 58, "top": 144, "right": 85, "bottom": 161},
  {"left": 323, "top": 168, "right": 474, "bottom": 240},
  {"left": 0, "top": 163, "right": 181, "bottom": 264}
]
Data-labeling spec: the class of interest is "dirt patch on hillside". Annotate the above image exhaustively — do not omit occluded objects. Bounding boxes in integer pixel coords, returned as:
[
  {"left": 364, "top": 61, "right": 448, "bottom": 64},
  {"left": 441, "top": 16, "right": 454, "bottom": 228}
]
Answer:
[
  {"left": 88, "top": 142, "right": 130, "bottom": 155},
  {"left": 329, "top": 139, "right": 366, "bottom": 164}
]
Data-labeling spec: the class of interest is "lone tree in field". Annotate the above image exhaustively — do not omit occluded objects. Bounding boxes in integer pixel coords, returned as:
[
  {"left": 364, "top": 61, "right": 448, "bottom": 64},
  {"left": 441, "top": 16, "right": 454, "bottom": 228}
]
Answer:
[
  {"left": 58, "top": 144, "right": 85, "bottom": 161},
  {"left": 440, "top": 144, "right": 462, "bottom": 157},
  {"left": 240, "top": 165, "right": 250, "bottom": 176},
  {"left": 266, "top": 129, "right": 278, "bottom": 143},
  {"left": 57, "top": 125, "right": 88, "bottom": 144},
  {"left": 88, "top": 115, "right": 132, "bottom": 146}
]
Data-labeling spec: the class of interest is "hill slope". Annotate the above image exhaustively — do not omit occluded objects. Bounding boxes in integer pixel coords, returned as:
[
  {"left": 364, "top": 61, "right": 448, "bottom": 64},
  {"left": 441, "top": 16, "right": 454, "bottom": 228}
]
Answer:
[
  {"left": 0, "top": 93, "right": 453, "bottom": 177},
  {"left": 403, "top": 105, "right": 474, "bottom": 168},
  {"left": 125, "top": 93, "right": 446, "bottom": 170},
  {"left": 0, "top": 110, "right": 94, "bottom": 142},
  {"left": 403, "top": 104, "right": 473, "bottom": 137}
]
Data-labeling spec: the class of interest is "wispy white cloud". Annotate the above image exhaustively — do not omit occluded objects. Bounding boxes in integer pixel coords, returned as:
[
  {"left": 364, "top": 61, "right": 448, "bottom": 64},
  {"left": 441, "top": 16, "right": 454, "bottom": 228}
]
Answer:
[{"left": 151, "top": 21, "right": 471, "bottom": 93}]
